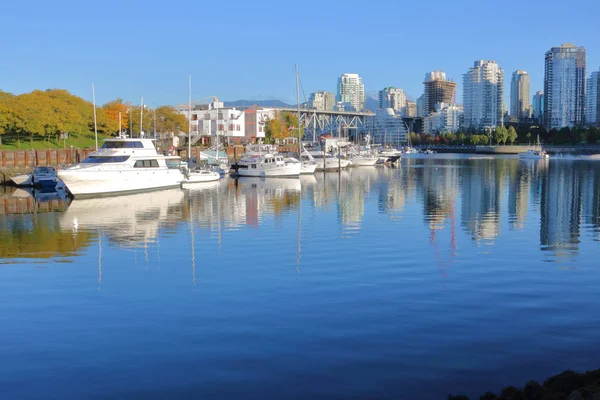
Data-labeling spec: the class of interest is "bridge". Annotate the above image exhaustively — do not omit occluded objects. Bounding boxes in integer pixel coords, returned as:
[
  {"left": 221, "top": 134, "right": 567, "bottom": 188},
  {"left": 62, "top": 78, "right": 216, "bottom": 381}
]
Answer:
[{"left": 270, "top": 107, "right": 375, "bottom": 140}]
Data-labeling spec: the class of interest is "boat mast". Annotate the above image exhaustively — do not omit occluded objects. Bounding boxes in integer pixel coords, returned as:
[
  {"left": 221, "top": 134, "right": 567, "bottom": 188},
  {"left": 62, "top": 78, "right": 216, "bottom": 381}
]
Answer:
[
  {"left": 295, "top": 64, "right": 301, "bottom": 160},
  {"left": 188, "top": 75, "right": 192, "bottom": 162},
  {"left": 140, "top": 96, "right": 144, "bottom": 137},
  {"left": 92, "top": 83, "right": 98, "bottom": 151}
]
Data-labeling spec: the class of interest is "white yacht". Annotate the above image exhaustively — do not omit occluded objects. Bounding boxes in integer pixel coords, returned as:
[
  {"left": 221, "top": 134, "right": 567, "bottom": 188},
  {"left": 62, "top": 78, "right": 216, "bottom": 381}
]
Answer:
[
  {"left": 519, "top": 136, "right": 549, "bottom": 159},
  {"left": 519, "top": 149, "right": 549, "bottom": 159},
  {"left": 233, "top": 144, "right": 300, "bottom": 177},
  {"left": 57, "top": 138, "right": 186, "bottom": 198}
]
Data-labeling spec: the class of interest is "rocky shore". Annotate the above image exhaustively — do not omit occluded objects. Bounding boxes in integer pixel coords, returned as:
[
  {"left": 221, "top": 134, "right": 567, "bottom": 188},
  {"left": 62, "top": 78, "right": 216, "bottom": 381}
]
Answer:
[{"left": 449, "top": 369, "right": 600, "bottom": 400}]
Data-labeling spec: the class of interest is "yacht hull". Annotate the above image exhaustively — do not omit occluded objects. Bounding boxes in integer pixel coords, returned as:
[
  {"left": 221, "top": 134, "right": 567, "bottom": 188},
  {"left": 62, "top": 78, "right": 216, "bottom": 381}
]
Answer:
[
  {"left": 235, "top": 163, "right": 301, "bottom": 177},
  {"left": 58, "top": 169, "right": 184, "bottom": 198},
  {"left": 314, "top": 159, "right": 351, "bottom": 171}
]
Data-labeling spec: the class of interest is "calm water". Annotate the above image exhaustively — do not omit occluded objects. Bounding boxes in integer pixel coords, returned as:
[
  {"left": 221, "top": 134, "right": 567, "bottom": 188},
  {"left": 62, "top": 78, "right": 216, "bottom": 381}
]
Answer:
[{"left": 1, "top": 155, "right": 600, "bottom": 399}]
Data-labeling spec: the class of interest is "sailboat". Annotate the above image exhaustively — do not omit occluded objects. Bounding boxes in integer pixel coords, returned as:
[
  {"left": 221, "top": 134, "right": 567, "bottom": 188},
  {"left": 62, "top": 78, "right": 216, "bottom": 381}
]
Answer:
[
  {"left": 286, "top": 64, "right": 317, "bottom": 174},
  {"left": 519, "top": 135, "right": 549, "bottom": 159},
  {"left": 182, "top": 76, "right": 221, "bottom": 185}
]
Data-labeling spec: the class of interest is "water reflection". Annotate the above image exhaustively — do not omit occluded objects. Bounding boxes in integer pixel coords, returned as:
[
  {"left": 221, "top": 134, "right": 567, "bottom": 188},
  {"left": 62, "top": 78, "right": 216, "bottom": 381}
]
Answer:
[{"left": 1, "top": 156, "right": 600, "bottom": 260}]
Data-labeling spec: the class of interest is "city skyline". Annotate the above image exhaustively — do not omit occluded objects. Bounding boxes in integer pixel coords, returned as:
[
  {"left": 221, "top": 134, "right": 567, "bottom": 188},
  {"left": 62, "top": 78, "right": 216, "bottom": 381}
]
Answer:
[{"left": 0, "top": 0, "right": 599, "bottom": 107}]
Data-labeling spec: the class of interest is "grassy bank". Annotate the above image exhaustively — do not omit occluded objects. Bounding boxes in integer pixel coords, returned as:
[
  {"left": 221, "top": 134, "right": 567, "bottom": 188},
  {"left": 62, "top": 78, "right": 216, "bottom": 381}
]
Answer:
[{"left": 0, "top": 134, "right": 110, "bottom": 150}]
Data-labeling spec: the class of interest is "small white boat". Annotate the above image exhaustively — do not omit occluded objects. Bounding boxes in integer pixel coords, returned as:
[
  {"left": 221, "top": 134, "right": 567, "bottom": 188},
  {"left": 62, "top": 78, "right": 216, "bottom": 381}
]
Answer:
[
  {"left": 348, "top": 154, "right": 378, "bottom": 166},
  {"left": 520, "top": 135, "right": 549, "bottom": 159},
  {"left": 181, "top": 168, "right": 221, "bottom": 186},
  {"left": 519, "top": 149, "right": 549, "bottom": 159},
  {"left": 284, "top": 156, "right": 317, "bottom": 175}
]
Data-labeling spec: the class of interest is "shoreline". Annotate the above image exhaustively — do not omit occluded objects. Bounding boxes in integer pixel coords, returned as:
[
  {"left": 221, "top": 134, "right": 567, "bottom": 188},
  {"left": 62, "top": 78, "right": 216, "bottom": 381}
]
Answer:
[{"left": 449, "top": 368, "right": 600, "bottom": 400}]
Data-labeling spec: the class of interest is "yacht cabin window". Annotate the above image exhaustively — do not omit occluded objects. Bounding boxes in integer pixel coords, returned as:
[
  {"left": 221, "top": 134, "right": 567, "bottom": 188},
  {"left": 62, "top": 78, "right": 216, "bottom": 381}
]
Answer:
[
  {"left": 82, "top": 156, "right": 130, "bottom": 163},
  {"left": 134, "top": 160, "right": 160, "bottom": 168},
  {"left": 102, "top": 141, "right": 144, "bottom": 149}
]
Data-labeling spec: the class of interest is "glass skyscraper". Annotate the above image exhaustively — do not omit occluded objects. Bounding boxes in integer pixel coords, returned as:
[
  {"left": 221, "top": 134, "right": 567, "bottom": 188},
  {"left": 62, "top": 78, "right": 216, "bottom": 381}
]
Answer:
[{"left": 543, "top": 44, "right": 586, "bottom": 129}]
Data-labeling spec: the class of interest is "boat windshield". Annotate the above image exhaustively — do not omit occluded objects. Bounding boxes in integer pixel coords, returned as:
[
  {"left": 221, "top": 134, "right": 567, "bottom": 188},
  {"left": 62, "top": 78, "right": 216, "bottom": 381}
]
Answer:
[
  {"left": 101, "top": 141, "right": 144, "bottom": 149},
  {"left": 81, "top": 156, "right": 130, "bottom": 164}
]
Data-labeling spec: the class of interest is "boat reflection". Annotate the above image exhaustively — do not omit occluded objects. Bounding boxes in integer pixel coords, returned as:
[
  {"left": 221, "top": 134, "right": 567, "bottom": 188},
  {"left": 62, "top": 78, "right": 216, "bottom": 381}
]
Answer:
[{"left": 59, "top": 189, "right": 185, "bottom": 246}]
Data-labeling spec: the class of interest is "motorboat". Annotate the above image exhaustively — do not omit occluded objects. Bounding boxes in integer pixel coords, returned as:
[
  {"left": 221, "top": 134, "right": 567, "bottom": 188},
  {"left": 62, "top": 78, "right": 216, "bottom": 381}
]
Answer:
[
  {"left": 231, "top": 144, "right": 300, "bottom": 177},
  {"left": 348, "top": 154, "right": 378, "bottom": 166},
  {"left": 378, "top": 148, "right": 402, "bottom": 164},
  {"left": 304, "top": 142, "right": 351, "bottom": 171},
  {"left": 10, "top": 166, "right": 59, "bottom": 187},
  {"left": 519, "top": 149, "right": 549, "bottom": 159},
  {"left": 283, "top": 156, "right": 317, "bottom": 175},
  {"left": 519, "top": 135, "right": 549, "bottom": 159},
  {"left": 57, "top": 137, "right": 186, "bottom": 198},
  {"left": 181, "top": 168, "right": 221, "bottom": 186}
]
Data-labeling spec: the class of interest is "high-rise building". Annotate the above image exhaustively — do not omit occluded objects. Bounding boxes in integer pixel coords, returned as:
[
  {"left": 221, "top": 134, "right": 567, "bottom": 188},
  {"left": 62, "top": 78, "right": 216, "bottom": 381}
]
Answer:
[
  {"left": 423, "top": 71, "right": 456, "bottom": 117},
  {"left": 585, "top": 70, "right": 600, "bottom": 127},
  {"left": 510, "top": 70, "right": 531, "bottom": 121},
  {"left": 462, "top": 60, "right": 504, "bottom": 130},
  {"left": 532, "top": 90, "right": 544, "bottom": 123},
  {"left": 378, "top": 87, "right": 406, "bottom": 113},
  {"left": 405, "top": 100, "right": 417, "bottom": 117},
  {"left": 416, "top": 95, "right": 424, "bottom": 117},
  {"left": 308, "top": 91, "right": 335, "bottom": 111},
  {"left": 337, "top": 73, "right": 365, "bottom": 111},
  {"left": 424, "top": 103, "right": 463, "bottom": 134},
  {"left": 543, "top": 43, "right": 586, "bottom": 129}
]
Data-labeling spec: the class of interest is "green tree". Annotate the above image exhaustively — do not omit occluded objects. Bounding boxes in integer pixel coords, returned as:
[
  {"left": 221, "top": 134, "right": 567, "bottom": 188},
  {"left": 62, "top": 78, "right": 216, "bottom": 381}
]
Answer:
[
  {"left": 494, "top": 126, "right": 508, "bottom": 145},
  {"left": 507, "top": 126, "right": 518, "bottom": 145},
  {"left": 457, "top": 132, "right": 466, "bottom": 145}
]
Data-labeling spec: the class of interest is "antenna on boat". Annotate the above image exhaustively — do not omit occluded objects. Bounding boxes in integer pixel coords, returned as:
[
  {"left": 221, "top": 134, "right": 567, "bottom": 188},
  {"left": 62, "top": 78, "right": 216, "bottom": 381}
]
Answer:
[
  {"left": 92, "top": 83, "right": 98, "bottom": 151},
  {"left": 188, "top": 75, "right": 192, "bottom": 163}
]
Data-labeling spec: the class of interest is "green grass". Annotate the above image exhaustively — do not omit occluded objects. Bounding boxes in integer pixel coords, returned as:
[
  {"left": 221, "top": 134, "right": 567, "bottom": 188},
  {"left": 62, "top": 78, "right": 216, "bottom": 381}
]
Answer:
[{"left": 0, "top": 134, "right": 111, "bottom": 150}]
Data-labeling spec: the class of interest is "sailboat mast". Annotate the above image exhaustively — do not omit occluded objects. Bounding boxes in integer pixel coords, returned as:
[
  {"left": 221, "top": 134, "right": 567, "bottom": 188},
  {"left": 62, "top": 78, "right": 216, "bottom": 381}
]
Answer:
[
  {"left": 92, "top": 83, "right": 98, "bottom": 151},
  {"left": 188, "top": 75, "right": 192, "bottom": 161},
  {"left": 140, "top": 96, "right": 144, "bottom": 137},
  {"left": 295, "top": 64, "right": 301, "bottom": 159}
]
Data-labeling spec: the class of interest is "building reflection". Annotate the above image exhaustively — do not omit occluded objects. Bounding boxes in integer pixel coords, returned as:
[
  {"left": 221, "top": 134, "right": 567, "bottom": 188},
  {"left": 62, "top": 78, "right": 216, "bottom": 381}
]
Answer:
[
  {"left": 460, "top": 159, "right": 503, "bottom": 242},
  {"left": 540, "top": 161, "right": 584, "bottom": 255},
  {"left": 2, "top": 157, "right": 600, "bottom": 261}
]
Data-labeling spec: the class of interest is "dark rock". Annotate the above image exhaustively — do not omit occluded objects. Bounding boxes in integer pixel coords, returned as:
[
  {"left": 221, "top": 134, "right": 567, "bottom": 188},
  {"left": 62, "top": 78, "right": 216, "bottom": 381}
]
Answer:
[
  {"left": 523, "top": 380, "right": 543, "bottom": 399},
  {"left": 567, "top": 390, "right": 583, "bottom": 400},
  {"left": 448, "top": 396, "right": 470, "bottom": 400}
]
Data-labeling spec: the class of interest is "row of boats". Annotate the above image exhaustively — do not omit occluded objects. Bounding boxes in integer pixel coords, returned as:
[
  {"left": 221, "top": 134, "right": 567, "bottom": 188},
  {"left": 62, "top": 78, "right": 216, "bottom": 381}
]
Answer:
[{"left": 10, "top": 136, "right": 414, "bottom": 199}]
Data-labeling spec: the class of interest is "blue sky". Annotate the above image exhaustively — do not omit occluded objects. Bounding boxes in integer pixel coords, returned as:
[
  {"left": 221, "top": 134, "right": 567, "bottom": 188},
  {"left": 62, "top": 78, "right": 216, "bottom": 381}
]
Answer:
[{"left": 1, "top": 0, "right": 599, "bottom": 106}]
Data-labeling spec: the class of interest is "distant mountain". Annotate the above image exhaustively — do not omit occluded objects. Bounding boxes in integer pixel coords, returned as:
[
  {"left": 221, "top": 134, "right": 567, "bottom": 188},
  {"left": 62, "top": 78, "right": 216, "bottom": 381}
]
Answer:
[
  {"left": 223, "top": 99, "right": 291, "bottom": 108},
  {"left": 364, "top": 97, "right": 379, "bottom": 112}
]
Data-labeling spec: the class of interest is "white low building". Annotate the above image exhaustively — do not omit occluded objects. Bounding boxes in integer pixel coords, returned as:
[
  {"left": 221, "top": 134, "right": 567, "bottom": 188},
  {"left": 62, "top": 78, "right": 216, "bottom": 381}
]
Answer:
[
  {"left": 424, "top": 103, "right": 463, "bottom": 134},
  {"left": 177, "top": 99, "right": 273, "bottom": 144}
]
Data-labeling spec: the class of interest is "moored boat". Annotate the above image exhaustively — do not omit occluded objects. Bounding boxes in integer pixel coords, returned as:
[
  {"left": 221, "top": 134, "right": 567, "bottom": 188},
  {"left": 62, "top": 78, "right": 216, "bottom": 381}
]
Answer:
[
  {"left": 57, "top": 137, "right": 186, "bottom": 198},
  {"left": 232, "top": 144, "right": 301, "bottom": 177}
]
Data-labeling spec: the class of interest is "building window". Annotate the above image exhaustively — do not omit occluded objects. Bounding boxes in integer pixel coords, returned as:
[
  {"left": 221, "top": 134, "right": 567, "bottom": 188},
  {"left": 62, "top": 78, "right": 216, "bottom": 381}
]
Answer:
[
  {"left": 236, "top": 125, "right": 241, "bottom": 131},
  {"left": 192, "top": 114, "right": 198, "bottom": 121},
  {"left": 218, "top": 124, "right": 224, "bottom": 131},
  {"left": 218, "top": 112, "right": 223, "bottom": 120},
  {"left": 204, "top": 113, "right": 210, "bottom": 120},
  {"left": 228, "top": 124, "right": 235, "bottom": 131},
  {"left": 259, "top": 126, "right": 263, "bottom": 132}
]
